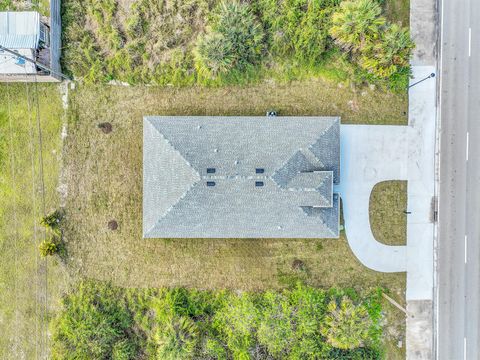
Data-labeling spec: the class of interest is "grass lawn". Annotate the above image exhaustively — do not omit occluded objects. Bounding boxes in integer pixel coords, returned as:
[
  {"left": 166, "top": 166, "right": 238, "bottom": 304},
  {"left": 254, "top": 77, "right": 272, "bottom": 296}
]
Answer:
[
  {"left": 369, "top": 180, "right": 408, "bottom": 246},
  {"left": 383, "top": 0, "right": 410, "bottom": 26},
  {"left": 61, "top": 81, "right": 407, "bottom": 356},
  {"left": 0, "top": 84, "right": 69, "bottom": 359}
]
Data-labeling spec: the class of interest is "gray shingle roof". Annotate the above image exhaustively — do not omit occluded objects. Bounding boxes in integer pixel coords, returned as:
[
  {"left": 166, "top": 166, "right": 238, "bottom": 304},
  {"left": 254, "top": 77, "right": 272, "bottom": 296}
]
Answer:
[{"left": 143, "top": 116, "right": 340, "bottom": 238}]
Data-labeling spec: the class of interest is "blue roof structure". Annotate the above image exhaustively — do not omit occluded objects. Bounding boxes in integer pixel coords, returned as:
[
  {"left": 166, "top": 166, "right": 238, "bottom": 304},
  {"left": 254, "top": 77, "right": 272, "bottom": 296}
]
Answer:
[{"left": 0, "top": 12, "right": 40, "bottom": 49}]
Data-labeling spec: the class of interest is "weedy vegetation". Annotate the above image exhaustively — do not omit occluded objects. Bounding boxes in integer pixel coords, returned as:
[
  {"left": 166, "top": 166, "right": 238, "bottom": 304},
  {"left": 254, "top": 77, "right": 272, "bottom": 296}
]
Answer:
[
  {"left": 61, "top": 0, "right": 413, "bottom": 90},
  {"left": 51, "top": 281, "right": 386, "bottom": 359}
]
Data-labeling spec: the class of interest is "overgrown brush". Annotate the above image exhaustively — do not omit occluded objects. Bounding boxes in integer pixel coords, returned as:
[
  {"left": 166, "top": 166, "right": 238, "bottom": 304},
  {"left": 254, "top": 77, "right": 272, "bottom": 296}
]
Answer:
[
  {"left": 194, "top": 1, "right": 265, "bottom": 79},
  {"left": 51, "top": 281, "right": 385, "bottom": 359},
  {"left": 61, "top": 0, "right": 413, "bottom": 90}
]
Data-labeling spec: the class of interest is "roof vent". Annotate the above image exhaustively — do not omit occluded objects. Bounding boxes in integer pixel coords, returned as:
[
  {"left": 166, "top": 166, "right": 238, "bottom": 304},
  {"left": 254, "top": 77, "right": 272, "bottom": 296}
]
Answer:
[
  {"left": 207, "top": 168, "right": 216, "bottom": 174},
  {"left": 206, "top": 181, "right": 216, "bottom": 187},
  {"left": 255, "top": 168, "right": 265, "bottom": 174},
  {"left": 255, "top": 181, "right": 264, "bottom": 187}
]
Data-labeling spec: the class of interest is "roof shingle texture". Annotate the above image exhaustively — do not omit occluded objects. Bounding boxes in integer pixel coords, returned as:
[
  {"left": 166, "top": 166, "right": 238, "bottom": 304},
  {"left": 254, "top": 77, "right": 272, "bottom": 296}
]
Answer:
[{"left": 143, "top": 116, "right": 340, "bottom": 238}]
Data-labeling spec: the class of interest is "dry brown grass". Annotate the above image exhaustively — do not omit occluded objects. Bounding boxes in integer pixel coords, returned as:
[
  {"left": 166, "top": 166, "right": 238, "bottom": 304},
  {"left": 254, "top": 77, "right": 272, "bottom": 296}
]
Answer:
[{"left": 62, "top": 81, "right": 406, "bottom": 293}]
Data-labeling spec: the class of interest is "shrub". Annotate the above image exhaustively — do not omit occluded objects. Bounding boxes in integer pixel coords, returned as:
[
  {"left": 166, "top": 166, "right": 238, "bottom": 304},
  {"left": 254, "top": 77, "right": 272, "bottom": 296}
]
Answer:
[
  {"left": 194, "top": 32, "right": 235, "bottom": 77},
  {"left": 40, "top": 209, "right": 63, "bottom": 232},
  {"left": 257, "top": 291, "right": 294, "bottom": 357},
  {"left": 194, "top": 1, "right": 264, "bottom": 78},
  {"left": 39, "top": 237, "right": 58, "bottom": 257},
  {"left": 359, "top": 23, "right": 414, "bottom": 78},
  {"left": 155, "top": 316, "right": 199, "bottom": 360},
  {"left": 257, "top": 0, "right": 340, "bottom": 65},
  {"left": 321, "top": 296, "right": 373, "bottom": 350},
  {"left": 212, "top": 292, "right": 260, "bottom": 358},
  {"left": 51, "top": 281, "right": 140, "bottom": 359}
]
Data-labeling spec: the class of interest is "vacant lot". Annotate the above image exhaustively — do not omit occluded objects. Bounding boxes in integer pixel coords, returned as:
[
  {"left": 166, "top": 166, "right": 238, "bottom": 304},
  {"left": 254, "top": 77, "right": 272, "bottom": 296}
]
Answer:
[{"left": 0, "top": 84, "right": 68, "bottom": 359}]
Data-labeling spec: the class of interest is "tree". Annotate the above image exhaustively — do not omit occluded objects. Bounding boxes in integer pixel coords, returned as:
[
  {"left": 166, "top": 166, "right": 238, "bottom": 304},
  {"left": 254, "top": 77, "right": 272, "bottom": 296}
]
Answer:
[
  {"left": 320, "top": 296, "right": 373, "bottom": 350},
  {"left": 329, "top": 0, "right": 385, "bottom": 52}
]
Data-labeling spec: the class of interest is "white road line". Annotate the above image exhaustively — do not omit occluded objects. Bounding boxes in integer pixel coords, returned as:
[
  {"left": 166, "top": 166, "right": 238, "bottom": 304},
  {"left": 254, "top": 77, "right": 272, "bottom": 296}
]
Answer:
[
  {"left": 465, "top": 235, "right": 468, "bottom": 263},
  {"left": 469, "top": 28, "right": 472, "bottom": 57},
  {"left": 466, "top": 132, "right": 469, "bottom": 161},
  {"left": 464, "top": 337, "right": 467, "bottom": 360}
]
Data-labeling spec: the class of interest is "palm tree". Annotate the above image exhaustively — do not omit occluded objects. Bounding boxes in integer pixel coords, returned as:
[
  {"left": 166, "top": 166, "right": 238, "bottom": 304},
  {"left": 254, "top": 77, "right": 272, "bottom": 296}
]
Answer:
[
  {"left": 329, "top": 0, "right": 385, "bottom": 53},
  {"left": 359, "top": 23, "right": 414, "bottom": 78},
  {"left": 320, "top": 297, "right": 373, "bottom": 350}
]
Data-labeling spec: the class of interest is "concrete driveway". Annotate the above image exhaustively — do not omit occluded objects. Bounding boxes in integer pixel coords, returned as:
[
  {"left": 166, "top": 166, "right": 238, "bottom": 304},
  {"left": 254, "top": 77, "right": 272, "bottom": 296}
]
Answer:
[
  {"left": 336, "top": 65, "right": 435, "bottom": 301},
  {"left": 335, "top": 125, "right": 409, "bottom": 273}
]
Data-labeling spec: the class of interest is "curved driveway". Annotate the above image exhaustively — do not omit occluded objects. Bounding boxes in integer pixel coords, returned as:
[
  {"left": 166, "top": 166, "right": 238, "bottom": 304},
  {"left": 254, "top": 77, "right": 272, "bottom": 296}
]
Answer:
[{"left": 335, "top": 125, "right": 409, "bottom": 273}]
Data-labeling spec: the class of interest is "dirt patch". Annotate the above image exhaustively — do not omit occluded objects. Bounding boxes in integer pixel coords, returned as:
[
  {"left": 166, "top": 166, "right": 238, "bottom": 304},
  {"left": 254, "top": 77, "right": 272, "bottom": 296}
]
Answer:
[
  {"left": 98, "top": 122, "right": 113, "bottom": 134},
  {"left": 108, "top": 220, "right": 118, "bottom": 230},
  {"left": 291, "top": 259, "right": 306, "bottom": 271}
]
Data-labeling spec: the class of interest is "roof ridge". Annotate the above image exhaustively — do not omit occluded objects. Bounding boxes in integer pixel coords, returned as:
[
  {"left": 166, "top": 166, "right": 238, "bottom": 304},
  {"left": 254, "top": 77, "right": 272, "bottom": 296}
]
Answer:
[
  {"left": 144, "top": 180, "right": 200, "bottom": 237},
  {"left": 143, "top": 118, "right": 201, "bottom": 236},
  {"left": 147, "top": 117, "right": 200, "bottom": 177}
]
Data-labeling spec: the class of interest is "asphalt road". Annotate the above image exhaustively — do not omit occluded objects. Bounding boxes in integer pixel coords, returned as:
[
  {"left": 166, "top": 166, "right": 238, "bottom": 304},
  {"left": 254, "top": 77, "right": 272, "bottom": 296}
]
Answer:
[{"left": 437, "top": 0, "right": 480, "bottom": 358}]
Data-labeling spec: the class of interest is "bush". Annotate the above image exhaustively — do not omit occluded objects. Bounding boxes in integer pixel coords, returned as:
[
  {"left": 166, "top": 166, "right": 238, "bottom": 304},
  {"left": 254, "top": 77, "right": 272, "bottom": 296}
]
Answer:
[
  {"left": 40, "top": 209, "right": 63, "bottom": 232},
  {"left": 39, "top": 238, "right": 59, "bottom": 257},
  {"left": 257, "top": 292, "right": 294, "bottom": 357},
  {"left": 194, "top": 1, "right": 265, "bottom": 78},
  {"left": 257, "top": 0, "right": 340, "bottom": 65},
  {"left": 212, "top": 292, "right": 260, "bottom": 358},
  {"left": 154, "top": 316, "right": 199, "bottom": 360},
  {"left": 51, "top": 282, "right": 140, "bottom": 359},
  {"left": 359, "top": 23, "right": 414, "bottom": 78}
]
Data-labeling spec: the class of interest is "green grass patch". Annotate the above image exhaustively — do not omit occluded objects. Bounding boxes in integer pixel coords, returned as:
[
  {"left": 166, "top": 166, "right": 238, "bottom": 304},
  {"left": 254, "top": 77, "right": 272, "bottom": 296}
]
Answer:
[
  {"left": 0, "top": 83, "right": 68, "bottom": 359},
  {"left": 369, "top": 180, "right": 407, "bottom": 246},
  {"left": 0, "top": 0, "right": 50, "bottom": 15},
  {"left": 381, "top": 0, "right": 410, "bottom": 26},
  {"left": 51, "top": 280, "right": 385, "bottom": 359}
]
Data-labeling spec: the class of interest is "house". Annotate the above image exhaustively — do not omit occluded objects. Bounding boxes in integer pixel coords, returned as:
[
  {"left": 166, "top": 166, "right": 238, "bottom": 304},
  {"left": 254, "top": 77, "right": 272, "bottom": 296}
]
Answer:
[
  {"left": 0, "top": 3, "right": 61, "bottom": 82},
  {"left": 143, "top": 116, "right": 341, "bottom": 239}
]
